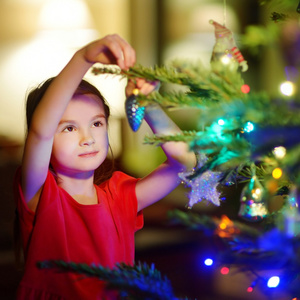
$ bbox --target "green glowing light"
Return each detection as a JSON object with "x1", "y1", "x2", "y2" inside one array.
[
  {"x1": 244, "y1": 121, "x2": 254, "y2": 133},
  {"x1": 218, "y1": 119, "x2": 225, "y2": 126}
]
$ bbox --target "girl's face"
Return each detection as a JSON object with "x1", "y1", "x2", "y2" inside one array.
[{"x1": 50, "y1": 94, "x2": 109, "y2": 179}]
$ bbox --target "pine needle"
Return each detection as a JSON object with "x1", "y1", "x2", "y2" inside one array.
[{"x1": 37, "y1": 260, "x2": 177, "y2": 300}]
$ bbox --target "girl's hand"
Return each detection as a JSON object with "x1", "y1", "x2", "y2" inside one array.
[
  {"x1": 125, "y1": 78, "x2": 160, "y2": 97},
  {"x1": 82, "y1": 34, "x2": 136, "y2": 70}
]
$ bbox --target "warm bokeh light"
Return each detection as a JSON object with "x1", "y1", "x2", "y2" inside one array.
[
  {"x1": 220, "y1": 54, "x2": 232, "y2": 65},
  {"x1": 241, "y1": 84, "x2": 250, "y2": 94},
  {"x1": 220, "y1": 267, "x2": 229, "y2": 275},
  {"x1": 252, "y1": 187, "x2": 262, "y2": 199},
  {"x1": 272, "y1": 168, "x2": 283, "y2": 179},
  {"x1": 279, "y1": 81, "x2": 296, "y2": 96},
  {"x1": 273, "y1": 146, "x2": 286, "y2": 159},
  {"x1": 219, "y1": 222, "x2": 227, "y2": 230},
  {"x1": 39, "y1": 0, "x2": 93, "y2": 30}
]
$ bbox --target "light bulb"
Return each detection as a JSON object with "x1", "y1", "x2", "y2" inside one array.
[
  {"x1": 267, "y1": 276, "x2": 280, "y2": 288},
  {"x1": 204, "y1": 258, "x2": 214, "y2": 266},
  {"x1": 280, "y1": 81, "x2": 296, "y2": 96},
  {"x1": 273, "y1": 146, "x2": 286, "y2": 159}
]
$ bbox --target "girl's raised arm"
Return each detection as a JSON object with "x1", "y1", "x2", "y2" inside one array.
[
  {"x1": 22, "y1": 35, "x2": 135, "y2": 212},
  {"x1": 128, "y1": 80, "x2": 196, "y2": 212}
]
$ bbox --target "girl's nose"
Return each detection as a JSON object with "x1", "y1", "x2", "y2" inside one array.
[{"x1": 80, "y1": 131, "x2": 95, "y2": 146}]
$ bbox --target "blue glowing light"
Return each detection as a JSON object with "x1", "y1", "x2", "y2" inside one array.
[
  {"x1": 204, "y1": 258, "x2": 214, "y2": 266},
  {"x1": 244, "y1": 121, "x2": 254, "y2": 133},
  {"x1": 267, "y1": 276, "x2": 280, "y2": 288},
  {"x1": 217, "y1": 119, "x2": 225, "y2": 126}
]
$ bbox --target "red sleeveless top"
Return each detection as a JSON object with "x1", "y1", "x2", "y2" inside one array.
[{"x1": 14, "y1": 169, "x2": 143, "y2": 300}]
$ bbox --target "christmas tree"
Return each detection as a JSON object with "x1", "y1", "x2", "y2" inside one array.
[{"x1": 40, "y1": 1, "x2": 300, "y2": 298}]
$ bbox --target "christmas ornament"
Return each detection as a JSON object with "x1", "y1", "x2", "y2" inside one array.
[
  {"x1": 125, "y1": 88, "x2": 145, "y2": 132},
  {"x1": 179, "y1": 152, "x2": 223, "y2": 207},
  {"x1": 238, "y1": 175, "x2": 268, "y2": 221},
  {"x1": 209, "y1": 19, "x2": 248, "y2": 72}
]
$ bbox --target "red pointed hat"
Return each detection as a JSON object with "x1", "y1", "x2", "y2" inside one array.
[{"x1": 209, "y1": 19, "x2": 232, "y2": 39}]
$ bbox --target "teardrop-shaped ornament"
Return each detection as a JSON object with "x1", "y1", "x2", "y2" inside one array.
[
  {"x1": 238, "y1": 176, "x2": 268, "y2": 222},
  {"x1": 125, "y1": 89, "x2": 145, "y2": 132}
]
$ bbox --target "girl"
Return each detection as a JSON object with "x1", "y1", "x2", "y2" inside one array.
[{"x1": 14, "y1": 34, "x2": 195, "y2": 299}]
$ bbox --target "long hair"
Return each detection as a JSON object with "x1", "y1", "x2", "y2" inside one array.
[{"x1": 15, "y1": 78, "x2": 115, "y2": 268}]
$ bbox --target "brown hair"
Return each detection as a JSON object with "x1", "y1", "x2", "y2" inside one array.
[
  {"x1": 15, "y1": 78, "x2": 116, "y2": 268},
  {"x1": 26, "y1": 78, "x2": 110, "y2": 133},
  {"x1": 25, "y1": 77, "x2": 115, "y2": 183}
]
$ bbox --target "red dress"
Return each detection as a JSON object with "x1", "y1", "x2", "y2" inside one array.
[{"x1": 14, "y1": 169, "x2": 143, "y2": 300}]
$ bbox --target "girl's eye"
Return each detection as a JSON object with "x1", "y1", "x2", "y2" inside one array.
[
  {"x1": 63, "y1": 126, "x2": 75, "y2": 132},
  {"x1": 93, "y1": 121, "x2": 103, "y2": 127}
]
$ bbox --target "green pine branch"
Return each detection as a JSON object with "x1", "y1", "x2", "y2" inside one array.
[
  {"x1": 92, "y1": 61, "x2": 246, "y2": 103},
  {"x1": 92, "y1": 48, "x2": 300, "y2": 190},
  {"x1": 93, "y1": 63, "x2": 300, "y2": 127},
  {"x1": 168, "y1": 209, "x2": 261, "y2": 238},
  {"x1": 240, "y1": 0, "x2": 299, "y2": 53},
  {"x1": 37, "y1": 260, "x2": 180, "y2": 300},
  {"x1": 168, "y1": 208, "x2": 300, "y2": 294},
  {"x1": 144, "y1": 130, "x2": 252, "y2": 172}
]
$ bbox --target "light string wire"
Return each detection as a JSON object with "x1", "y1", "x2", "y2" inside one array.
[{"x1": 223, "y1": 0, "x2": 227, "y2": 26}]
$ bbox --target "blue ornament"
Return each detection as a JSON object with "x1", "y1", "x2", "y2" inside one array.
[{"x1": 125, "y1": 92, "x2": 145, "y2": 132}]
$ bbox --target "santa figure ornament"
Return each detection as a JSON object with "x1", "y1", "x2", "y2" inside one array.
[{"x1": 209, "y1": 19, "x2": 248, "y2": 72}]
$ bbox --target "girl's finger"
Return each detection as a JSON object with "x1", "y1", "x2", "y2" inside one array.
[
  {"x1": 100, "y1": 35, "x2": 127, "y2": 69},
  {"x1": 103, "y1": 35, "x2": 135, "y2": 70},
  {"x1": 139, "y1": 80, "x2": 160, "y2": 95},
  {"x1": 86, "y1": 35, "x2": 132, "y2": 69},
  {"x1": 125, "y1": 79, "x2": 136, "y2": 97},
  {"x1": 136, "y1": 78, "x2": 147, "y2": 89},
  {"x1": 113, "y1": 35, "x2": 136, "y2": 69}
]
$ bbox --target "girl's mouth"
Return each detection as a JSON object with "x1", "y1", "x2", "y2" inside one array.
[{"x1": 78, "y1": 151, "x2": 99, "y2": 158}]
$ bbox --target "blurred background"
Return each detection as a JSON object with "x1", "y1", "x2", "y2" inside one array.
[{"x1": 0, "y1": 0, "x2": 293, "y2": 299}]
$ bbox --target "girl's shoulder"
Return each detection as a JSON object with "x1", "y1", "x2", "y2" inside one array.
[
  {"x1": 97, "y1": 171, "x2": 139, "y2": 201},
  {"x1": 99, "y1": 171, "x2": 138, "y2": 187}
]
